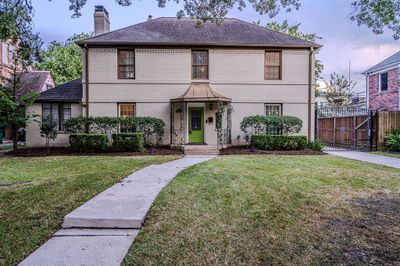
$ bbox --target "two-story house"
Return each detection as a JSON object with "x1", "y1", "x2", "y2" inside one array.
[
  {"x1": 363, "y1": 51, "x2": 400, "y2": 111},
  {"x1": 26, "y1": 6, "x2": 321, "y2": 150}
]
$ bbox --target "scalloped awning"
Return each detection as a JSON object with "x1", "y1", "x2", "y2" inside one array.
[{"x1": 171, "y1": 83, "x2": 231, "y2": 103}]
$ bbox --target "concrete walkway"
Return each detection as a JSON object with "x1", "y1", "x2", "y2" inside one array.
[
  {"x1": 20, "y1": 156, "x2": 214, "y2": 266},
  {"x1": 326, "y1": 150, "x2": 400, "y2": 169}
]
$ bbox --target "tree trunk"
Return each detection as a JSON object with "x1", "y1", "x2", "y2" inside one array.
[
  {"x1": 46, "y1": 139, "x2": 49, "y2": 155},
  {"x1": 12, "y1": 126, "x2": 18, "y2": 151}
]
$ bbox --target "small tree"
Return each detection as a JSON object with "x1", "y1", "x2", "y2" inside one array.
[
  {"x1": 325, "y1": 72, "x2": 356, "y2": 109},
  {"x1": 40, "y1": 115, "x2": 58, "y2": 153}
]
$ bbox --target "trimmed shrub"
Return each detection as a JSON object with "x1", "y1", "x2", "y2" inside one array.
[
  {"x1": 240, "y1": 115, "x2": 303, "y2": 142},
  {"x1": 69, "y1": 133, "x2": 108, "y2": 152},
  {"x1": 307, "y1": 140, "x2": 324, "y2": 151},
  {"x1": 120, "y1": 117, "x2": 165, "y2": 146},
  {"x1": 65, "y1": 116, "x2": 165, "y2": 147},
  {"x1": 386, "y1": 129, "x2": 400, "y2": 151},
  {"x1": 251, "y1": 134, "x2": 308, "y2": 150},
  {"x1": 112, "y1": 133, "x2": 145, "y2": 152}
]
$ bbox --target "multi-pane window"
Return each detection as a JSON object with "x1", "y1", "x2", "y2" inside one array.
[
  {"x1": 192, "y1": 50, "x2": 208, "y2": 80},
  {"x1": 119, "y1": 104, "x2": 135, "y2": 132},
  {"x1": 265, "y1": 51, "x2": 282, "y2": 80},
  {"x1": 42, "y1": 103, "x2": 71, "y2": 131},
  {"x1": 118, "y1": 50, "x2": 135, "y2": 79},
  {"x1": 265, "y1": 104, "x2": 282, "y2": 134},
  {"x1": 380, "y1": 72, "x2": 388, "y2": 91}
]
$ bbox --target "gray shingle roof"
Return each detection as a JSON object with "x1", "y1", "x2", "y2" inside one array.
[
  {"x1": 18, "y1": 71, "x2": 52, "y2": 95},
  {"x1": 77, "y1": 17, "x2": 321, "y2": 48},
  {"x1": 364, "y1": 51, "x2": 400, "y2": 74},
  {"x1": 36, "y1": 78, "x2": 82, "y2": 103}
]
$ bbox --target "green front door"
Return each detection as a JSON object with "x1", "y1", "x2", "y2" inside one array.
[{"x1": 188, "y1": 107, "x2": 204, "y2": 143}]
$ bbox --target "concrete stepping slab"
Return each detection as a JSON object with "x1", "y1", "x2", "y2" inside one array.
[
  {"x1": 62, "y1": 156, "x2": 214, "y2": 229},
  {"x1": 19, "y1": 229, "x2": 138, "y2": 266}
]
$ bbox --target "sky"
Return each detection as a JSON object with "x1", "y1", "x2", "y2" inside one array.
[{"x1": 31, "y1": 0, "x2": 400, "y2": 93}]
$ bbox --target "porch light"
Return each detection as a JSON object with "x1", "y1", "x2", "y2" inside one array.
[
  {"x1": 209, "y1": 103, "x2": 213, "y2": 110},
  {"x1": 176, "y1": 109, "x2": 183, "y2": 113}
]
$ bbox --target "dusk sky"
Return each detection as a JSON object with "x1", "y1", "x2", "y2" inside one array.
[{"x1": 31, "y1": 0, "x2": 399, "y2": 92}]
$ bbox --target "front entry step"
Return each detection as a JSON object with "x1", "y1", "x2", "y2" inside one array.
[{"x1": 184, "y1": 145, "x2": 220, "y2": 155}]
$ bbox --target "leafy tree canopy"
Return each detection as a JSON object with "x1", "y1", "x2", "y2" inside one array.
[
  {"x1": 351, "y1": 0, "x2": 400, "y2": 40},
  {"x1": 0, "y1": 0, "x2": 42, "y2": 63},
  {"x1": 35, "y1": 33, "x2": 92, "y2": 85},
  {"x1": 325, "y1": 72, "x2": 356, "y2": 108},
  {"x1": 266, "y1": 20, "x2": 324, "y2": 80}
]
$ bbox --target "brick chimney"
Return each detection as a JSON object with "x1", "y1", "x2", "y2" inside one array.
[{"x1": 94, "y1": 5, "x2": 110, "y2": 36}]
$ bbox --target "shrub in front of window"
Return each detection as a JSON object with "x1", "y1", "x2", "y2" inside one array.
[
  {"x1": 69, "y1": 133, "x2": 109, "y2": 152},
  {"x1": 112, "y1": 133, "x2": 144, "y2": 152},
  {"x1": 240, "y1": 115, "x2": 303, "y2": 142},
  {"x1": 251, "y1": 135, "x2": 308, "y2": 150},
  {"x1": 121, "y1": 117, "x2": 165, "y2": 147},
  {"x1": 386, "y1": 129, "x2": 400, "y2": 151},
  {"x1": 64, "y1": 116, "x2": 94, "y2": 133}
]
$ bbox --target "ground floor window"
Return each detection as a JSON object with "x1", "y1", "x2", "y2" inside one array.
[
  {"x1": 265, "y1": 103, "x2": 282, "y2": 134},
  {"x1": 119, "y1": 103, "x2": 135, "y2": 132},
  {"x1": 42, "y1": 103, "x2": 71, "y2": 131}
]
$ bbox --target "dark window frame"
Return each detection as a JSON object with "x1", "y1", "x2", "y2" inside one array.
[
  {"x1": 41, "y1": 103, "x2": 72, "y2": 131},
  {"x1": 118, "y1": 49, "x2": 135, "y2": 79},
  {"x1": 264, "y1": 50, "x2": 282, "y2": 80},
  {"x1": 191, "y1": 50, "x2": 209, "y2": 80},
  {"x1": 379, "y1": 72, "x2": 388, "y2": 92}
]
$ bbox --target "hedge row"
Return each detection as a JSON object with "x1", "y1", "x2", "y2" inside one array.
[
  {"x1": 69, "y1": 133, "x2": 145, "y2": 152},
  {"x1": 64, "y1": 116, "x2": 165, "y2": 146},
  {"x1": 250, "y1": 134, "x2": 308, "y2": 150},
  {"x1": 240, "y1": 115, "x2": 303, "y2": 142}
]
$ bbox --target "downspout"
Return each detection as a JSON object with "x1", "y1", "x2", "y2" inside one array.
[
  {"x1": 84, "y1": 44, "x2": 89, "y2": 118},
  {"x1": 366, "y1": 73, "x2": 369, "y2": 109},
  {"x1": 308, "y1": 47, "x2": 314, "y2": 142}
]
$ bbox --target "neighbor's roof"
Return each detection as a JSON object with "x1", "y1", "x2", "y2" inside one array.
[
  {"x1": 36, "y1": 78, "x2": 82, "y2": 103},
  {"x1": 364, "y1": 51, "x2": 400, "y2": 74},
  {"x1": 77, "y1": 17, "x2": 321, "y2": 48},
  {"x1": 171, "y1": 82, "x2": 231, "y2": 102},
  {"x1": 18, "y1": 71, "x2": 53, "y2": 95}
]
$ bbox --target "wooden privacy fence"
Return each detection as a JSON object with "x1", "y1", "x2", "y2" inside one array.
[
  {"x1": 317, "y1": 109, "x2": 400, "y2": 151},
  {"x1": 376, "y1": 111, "x2": 400, "y2": 150}
]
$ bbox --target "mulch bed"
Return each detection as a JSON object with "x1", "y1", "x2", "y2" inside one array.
[
  {"x1": 220, "y1": 146, "x2": 326, "y2": 155},
  {"x1": 5, "y1": 147, "x2": 183, "y2": 157}
]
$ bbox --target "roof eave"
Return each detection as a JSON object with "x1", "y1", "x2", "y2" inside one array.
[{"x1": 77, "y1": 41, "x2": 321, "y2": 49}]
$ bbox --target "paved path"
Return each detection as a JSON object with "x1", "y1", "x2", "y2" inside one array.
[
  {"x1": 20, "y1": 156, "x2": 215, "y2": 266},
  {"x1": 326, "y1": 150, "x2": 400, "y2": 169}
]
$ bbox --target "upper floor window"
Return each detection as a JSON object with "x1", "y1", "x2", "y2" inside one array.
[
  {"x1": 8, "y1": 44, "x2": 14, "y2": 61},
  {"x1": 42, "y1": 103, "x2": 71, "y2": 131},
  {"x1": 118, "y1": 50, "x2": 135, "y2": 79},
  {"x1": 192, "y1": 50, "x2": 208, "y2": 80},
  {"x1": 265, "y1": 51, "x2": 282, "y2": 80},
  {"x1": 2, "y1": 42, "x2": 8, "y2": 65},
  {"x1": 379, "y1": 72, "x2": 388, "y2": 92}
]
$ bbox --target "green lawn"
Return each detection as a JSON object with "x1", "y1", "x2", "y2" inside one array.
[
  {"x1": 124, "y1": 155, "x2": 400, "y2": 265},
  {"x1": 0, "y1": 155, "x2": 178, "y2": 265},
  {"x1": 371, "y1": 151, "x2": 400, "y2": 159}
]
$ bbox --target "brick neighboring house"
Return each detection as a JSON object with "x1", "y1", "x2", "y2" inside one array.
[{"x1": 363, "y1": 51, "x2": 400, "y2": 111}]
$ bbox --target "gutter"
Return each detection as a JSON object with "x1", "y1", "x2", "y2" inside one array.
[
  {"x1": 84, "y1": 44, "x2": 89, "y2": 117},
  {"x1": 308, "y1": 47, "x2": 314, "y2": 142}
]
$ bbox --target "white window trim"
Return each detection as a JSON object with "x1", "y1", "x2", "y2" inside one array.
[{"x1": 265, "y1": 103, "x2": 282, "y2": 116}]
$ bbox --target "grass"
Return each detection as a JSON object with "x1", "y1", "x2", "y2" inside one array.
[
  {"x1": 0, "y1": 155, "x2": 178, "y2": 265},
  {"x1": 123, "y1": 155, "x2": 400, "y2": 265},
  {"x1": 371, "y1": 151, "x2": 400, "y2": 159}
]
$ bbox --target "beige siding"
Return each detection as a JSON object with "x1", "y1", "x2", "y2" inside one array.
[
  {"x1": 27, "y1": 47, "x2": 315, "y2": 147},
  {"x1": 26, "y1": 103, "x2": 82, "y2": 148}
]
